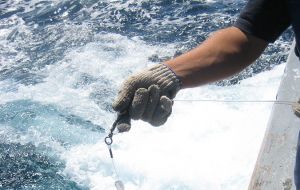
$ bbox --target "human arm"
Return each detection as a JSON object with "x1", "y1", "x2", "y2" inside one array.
[
  {"x1": 164, "y1": 26, "x2": 268, "y2": 88},
  {"x1": 112, "y1": 0, "x2": 291, "y2": 129},
  {"x1": 113, "y1": 27, "x2": 268, "y2": 130}
]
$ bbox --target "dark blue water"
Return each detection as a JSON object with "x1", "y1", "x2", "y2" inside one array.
[
  {"x1": 0, "y1": 0, "x2": 294, "y2": 189},
  {"x1": 0, "y1": 143, "x2": 83, "y2": 190}
]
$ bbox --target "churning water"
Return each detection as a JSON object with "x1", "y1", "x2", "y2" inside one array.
[{"x1": 0, "y1": 0, "x2": 294, "y2": 189}]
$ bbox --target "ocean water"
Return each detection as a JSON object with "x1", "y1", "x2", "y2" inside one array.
[{"x1": 0, "y1": 0, "x2": 294, "y2": 190}]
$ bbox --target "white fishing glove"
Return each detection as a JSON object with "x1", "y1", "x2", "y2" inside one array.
[{"x1": 113, "y1": 63, "x2": 182, "y2": 129}]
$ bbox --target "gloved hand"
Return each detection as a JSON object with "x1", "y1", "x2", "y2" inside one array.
[{"x1": 113, "y1": 63, "x2": 182, "y2": 131}]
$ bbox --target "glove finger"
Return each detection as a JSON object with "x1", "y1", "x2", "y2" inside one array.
[
  {"x1": 141, "y1": 85, "x2": 160, "y2": 122},
  {"x1": 129, "y1": 88, "x2": 149, "y2": 120},
  {"x1": 116, "y1": 111, "x2": 131, "y2": 133},
  {"x1": 150, "y1": 96, "x2": 173, "y2": 126},
  {"x1": 158, "y1": 76, "x2": 180, "y2": 99},
  {"x1": 112, "y1": 76, "x2": 137, "y2": 112}
]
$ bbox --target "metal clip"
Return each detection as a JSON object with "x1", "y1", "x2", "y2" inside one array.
[{"x1": 104, "y1": 111, "x2": 131, "y2": 147}]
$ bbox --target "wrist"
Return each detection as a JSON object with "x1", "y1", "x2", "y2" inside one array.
[
  {"x1": 161, "y1": 62, "x2": 183, "y2": 89},
  {"x1": 163, "y1": 60, "x2": 189, "y2": 88}
]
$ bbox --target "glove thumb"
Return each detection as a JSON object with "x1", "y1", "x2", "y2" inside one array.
[{"x1": 115, "y1": 111, "x2": 131, "y2": 133}]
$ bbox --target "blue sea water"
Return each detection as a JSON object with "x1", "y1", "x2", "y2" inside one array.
[{"x1": 0, "y1": 0, "x2": 294, "y2": 189}]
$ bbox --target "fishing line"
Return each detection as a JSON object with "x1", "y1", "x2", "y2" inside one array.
[
  {"x1": 174, "y1": 99, "x2": 296, "y2": 106},
  {"x1": 174, "y1": 98, "x2": 300, "y2": 117},
  {"x1": 105, "y1": 135, "x2": 125, "y2": 190},
  {"x1": 105, "y1": 113, "x2": 129, "y2": 190}
]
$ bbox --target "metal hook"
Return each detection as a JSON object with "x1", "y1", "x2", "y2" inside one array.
[{"x1": 105, "y1": 136, "x2": 113, "y2": 146}]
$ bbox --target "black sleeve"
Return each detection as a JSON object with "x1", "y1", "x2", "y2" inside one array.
[{"x1": 234, "y1": 0, "x2": 291, "y2": 42}]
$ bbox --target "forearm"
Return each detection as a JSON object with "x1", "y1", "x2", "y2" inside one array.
[{"x1": 164, "y1": 27, "x2": 268, "y2": 88}]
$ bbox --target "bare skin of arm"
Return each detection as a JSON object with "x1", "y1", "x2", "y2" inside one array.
[{"x1": 164, "y1": 27, "x2": 269, "y2": 88}]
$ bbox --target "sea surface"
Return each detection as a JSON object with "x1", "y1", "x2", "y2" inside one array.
[{"x1": 0, "y1": 0, "x2": 294, "y2": 189}]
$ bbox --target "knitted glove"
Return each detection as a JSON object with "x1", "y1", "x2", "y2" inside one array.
[{"x1": 113, "y1": 63, "x2": 181, "y2": 128}]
